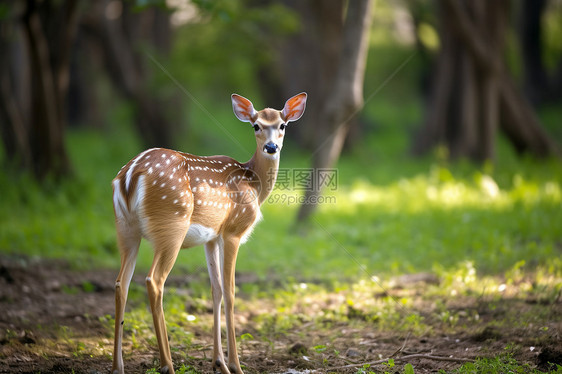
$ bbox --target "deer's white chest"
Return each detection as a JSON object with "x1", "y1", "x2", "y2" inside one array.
[{"x1": 182, "y1": 223, "x2": 218, "y2": 248}]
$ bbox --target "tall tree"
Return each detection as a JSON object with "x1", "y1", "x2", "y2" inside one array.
[
  {"x1": 519, "y1": 0, "x2": 562, "y2": 105},
  {"x1": 80, "y1": 0, "x2": 176, "y2": 149},
  {"x1": 0, "y1": 0, "x2": 79, "y2": 179},
  {"x1": 413, "y1": 0, "x2": 558, "y2": 161},
  {"x1": 273, "y1": 0, "x2": 346, "y2": 150},
  {"x1": 295, "y1": 0, "x2": 373, "y2": 222}
]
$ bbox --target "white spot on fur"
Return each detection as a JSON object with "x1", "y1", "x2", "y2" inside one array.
[
  {"x1": 112, "y1": 179, "x2": 126, "y2": 220},
  {"x1": 125, "y1": 148, "x2": 154, "y2": 191}
]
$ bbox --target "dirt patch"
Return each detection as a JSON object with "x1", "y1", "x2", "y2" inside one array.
[{"x1": 1, "y1": 256, "x2": 560, "y2": 373}]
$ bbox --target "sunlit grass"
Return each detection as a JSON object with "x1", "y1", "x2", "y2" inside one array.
[
  {"x1": 1, "y1": 98, "x2": 561, "y2": 285},
  {"x1": 240, "y1": 161, "x2": 562, "y2": 281}
]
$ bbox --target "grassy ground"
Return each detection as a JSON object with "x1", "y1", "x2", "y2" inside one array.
[
  {"x1": 1, "y1": 98, "x2": 560, "y2": 280},
  {"x1": 0, "y1": 96, "x2": 561, "y2": 373}
]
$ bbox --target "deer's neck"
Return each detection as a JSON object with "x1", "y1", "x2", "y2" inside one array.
[{"x1": 245, "y1": 149, "x2": 280, "y2": 205}]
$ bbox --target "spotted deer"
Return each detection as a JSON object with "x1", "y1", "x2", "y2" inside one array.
[{"x1": 111, "y1": 93, "x2": 307, "y2": 374}]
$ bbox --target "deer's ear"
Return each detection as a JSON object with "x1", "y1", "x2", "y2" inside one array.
[
  {"x1": 282, "y1": 92, "x2": 307, "y2": 123},
  {"x1": 232, "y1": 94, "x2": 257, "y2": 123}
]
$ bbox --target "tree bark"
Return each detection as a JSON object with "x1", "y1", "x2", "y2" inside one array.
[
  {"x1": 275, "y1": 0, "x2": 345, "y2": 149},
  {"x1": 413, "y1": 0, "x2": 558, "y2": 161},
  {"x1": 81, "y1": 1, "x2": 176, "y2": 149},
  {"x1": 296, "y1": 0, "x2": 373, "y2": 223},
  {"x1": 519, "y1": 0, "x2": 548, "y2": 105},
  {"x1": 22, "y1": 0, "x2": 79, "y2": 179},
  {"x1": 0, "y1": 19, "x2": 31, "y2": 168}
]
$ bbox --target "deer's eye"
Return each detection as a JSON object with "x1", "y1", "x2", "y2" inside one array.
[
  {"x1": 253, "y1": 124, "x2": 260, "y2": 132},
  {"x1": 280, "y1": 124, "x2": 286, "y2": 131}
]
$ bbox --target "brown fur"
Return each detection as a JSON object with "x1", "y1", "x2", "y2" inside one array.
[{"x1": 111, "y1": 93, "x2": 306, "y2": 374}]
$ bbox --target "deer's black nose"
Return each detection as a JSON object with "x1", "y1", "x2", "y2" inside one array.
[{"x1": 264, "y1": 142, "x2": 278, "y2": 154}]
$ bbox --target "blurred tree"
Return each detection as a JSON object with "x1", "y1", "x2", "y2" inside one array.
[
  {"x1": 80, "y1": 0, "x2": 176, "y2": 148},
  {"x1": 272, "y1": 0, "x2": 345, "y2": 150},
  {"x1": 295, "y1": 0, "x2": 373, "y2": 223},
  {"x1": 413, "y1": 0, "x2": 558, "y2": 161},
  {"x1": 519, "y1": 0, "x2": 562, "y2": 105},
  {"x1": 0, "y1": 0, "x2": 79, "y2": 179},
  {"x1": 520, "y1": 0, "x2": 549, "y2": 105},
  {"x1": 1, "y1": 0, "x2": 179, "y2": 181}
]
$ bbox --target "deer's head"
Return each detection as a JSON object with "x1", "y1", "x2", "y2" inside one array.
[{"x1": 231, "y1": 93, "x2": 307, "y2": 160}]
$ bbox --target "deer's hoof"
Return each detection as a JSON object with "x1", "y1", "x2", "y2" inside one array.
[
  {"x1": 229, "y1": 364, "x2": 243, "y2": 374},
  {"x1": 213, "y1": 359, "x2": 232, "y2": 374}
]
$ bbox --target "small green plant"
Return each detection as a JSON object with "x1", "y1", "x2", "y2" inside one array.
[
  {"x1": 72, "y1": 341, "x2": 86, "y2": 358},
  {"x1": 383, "y1": 358, "x2": 395, "y2": 374},
  {"x1": 81, "y1": 281, "x2": 96, "y2": 293},
  {"x1": 176, "y1": 364, "x2": 201, "y2": 374},
  {"x1": 403, "y1": 363, "x2": 415, "y2": 374},
  {"x1": 355, "y1": 363, "x2": 376, "y2": 374},
  {"x1": 313, "y1": 344, "x2": 327, "y2": 353}
]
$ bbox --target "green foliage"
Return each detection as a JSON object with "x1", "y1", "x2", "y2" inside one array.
[
  {"x1": 166, "y1": 0, "x2": 298, "y2": 102},
  {"x1": 404, "y1": 363, "x2": 415, "y2": 374},
  {"x1": 313, "y1": 344, "x2": 327, "y2": 353},
  {"x1": 146, "y1": 365, "x2": 201, "y2": 374},
  {"x1": 0, "y1": 125, "x2": 140, "y2": 269},
  {"x1": 450, "y1": 352, "x2": 562, "y2": 374},
  {"x1": 355, "y1": 363, "x2": 376, "y2": 374},
  {"x1": 176, "y1": 364, "x2": 201, "y2": 374},
  {"x1": 1, "y1": 98, "x2": 562, "y2": 283}
]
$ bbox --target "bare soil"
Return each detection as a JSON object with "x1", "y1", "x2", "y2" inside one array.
[{"x1": 1, "y1": 256, "x2": 561, "y2": 373}]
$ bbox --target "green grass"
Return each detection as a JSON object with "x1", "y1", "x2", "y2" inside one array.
[
  {"x1": 1, "y1": 97, "x2": 561, "y2": 285},
  {"x1": 450, "y1": 353, "x2": 562, "y2": 374}
]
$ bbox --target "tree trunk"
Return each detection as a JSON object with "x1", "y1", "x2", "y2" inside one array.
[
  {"x1": 413, "y1": 0, "x2": 558, "y2": 161},
  {"x1": 519, "y1": 0, "x2": 548, "y2": 105},
  {"x1": 296, "y1": 0, "x2": 373, "y2": 223},
  {"x1": 22, "y1": 0, "x2": 78, "y2": 179},
  {"x1": 81, "y1": 1, "x2": 176, "y2": 149},
  {"x1": 0, "y1": 20, "x2": 31, "y2": 169},
  {"x1": 275, "y1": 0, "x2": 345, "y2": 149}
]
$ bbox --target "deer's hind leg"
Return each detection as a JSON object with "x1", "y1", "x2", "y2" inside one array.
[
  {"x1": 112, "y1": 220, "x2": 141, "y2": 374},
  {"x1": 145, "y1": 220, "x2": 189, "y2": 374}
]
